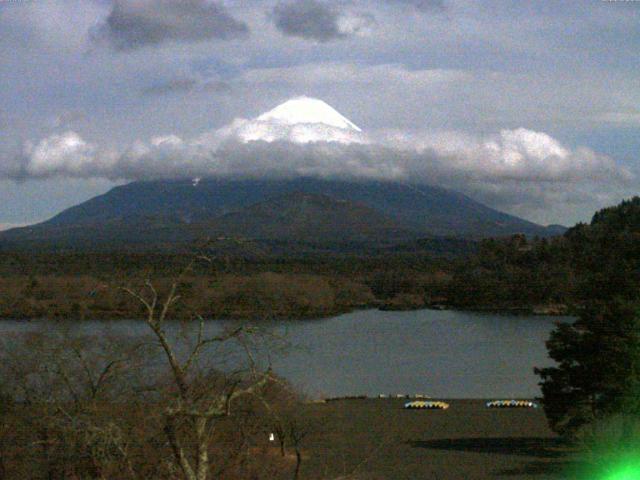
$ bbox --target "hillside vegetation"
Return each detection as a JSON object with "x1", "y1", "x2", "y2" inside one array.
[
  {"x1": 1, "y1": 197, "x2": 638, "y2": 320},
  {"x1": 448, "y1": 197, "x2": 640, "y2": 313}
]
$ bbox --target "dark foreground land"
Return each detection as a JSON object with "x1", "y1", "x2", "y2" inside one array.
[{"x1": 300, "y1": 399, "x2": 570, "y2": 480}]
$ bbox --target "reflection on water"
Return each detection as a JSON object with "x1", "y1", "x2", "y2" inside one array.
[{"x1": 0, "y1": 309, "x2": 570, "y2": 398}]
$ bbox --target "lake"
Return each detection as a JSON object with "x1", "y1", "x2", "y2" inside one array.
[{"x1": 0, "y1": 309, "x2": 568, "y2": 399}]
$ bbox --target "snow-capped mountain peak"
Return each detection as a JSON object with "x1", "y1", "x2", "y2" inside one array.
[
  {"x1": 256, "y1": 97, "x2": 361, "y2": 132},
  {"x1": 232, "y1": 96, "x2": 365, "y2": 145}
]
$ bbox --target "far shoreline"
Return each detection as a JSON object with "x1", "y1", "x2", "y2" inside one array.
[{"x1": 0, "y1": 303, "x2": 573, "y2": 322}]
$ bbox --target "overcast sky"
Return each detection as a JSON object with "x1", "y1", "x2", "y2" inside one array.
[{"x1": 1, "y1": 0, "x2": 639, "y2": 228}]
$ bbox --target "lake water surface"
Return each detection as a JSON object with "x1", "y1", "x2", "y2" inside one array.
[
  {"x1": 0, "y1": 309, "x2": 569, "y2": 399},
  {"x1": 269, "y1": 309, "x2": 567, "y2": 398}
]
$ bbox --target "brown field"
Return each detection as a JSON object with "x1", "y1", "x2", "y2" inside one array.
[
  {"x1": 0, "y1": 271, "x2": 439, "y2": 320},
  {"x1": 298, "y1": 399, "x2": 571, "y2": 480}
]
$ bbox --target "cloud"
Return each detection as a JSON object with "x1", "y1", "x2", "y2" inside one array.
[
  {"x1": 16, "y1": 132, "x2": 111, "y2": 179},
  {"x1": 51, "y1": 111, "x2": 88, "y2": 129},
  {"x1": 221, "y1": 119, "x2": 366, "y2": 145},
  {"x1": 272, "y1": 0, "x2": 374, "y2": 41},
  {"x1": 142, "y1": 78, "x2": 198, "y2": 95},
  {"x1": 241, "y1": 63, "x2": 469, "y2": 86},
  {"x1": 385, "y1": 0, "x2": 446, "y2": 12},
  {"x1": 336, "y1": 11, "x2": 376, "y2": 37},
  {"x1": 8, "y1": 113, "x2": 629, "y2": 191},
  {"x1": 595, "y1": 111, "x2": 640, "y2": 125},
  {"x1": 0, "y1": 222, "x2": 28, "y2": 232},
  {"x1": 93, "y1": 0, "x2": 249, "y2": 50},
  {"x1": 4, "y1": 97, "x2": 630, "y2": 225},
  {"x1": 380, "y1": 128, "x2": 628, "y2": 183},
  {"x1": 142, "y1": 77, "x2": 231, "y2": 96}
]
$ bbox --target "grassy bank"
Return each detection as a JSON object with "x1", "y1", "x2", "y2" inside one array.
[
  {"x1": 0, "y1": 396, "x2": 575, "y2": 479},
  {"x1": 299, "y1": 398, "x2": 571, "y2": 479}
]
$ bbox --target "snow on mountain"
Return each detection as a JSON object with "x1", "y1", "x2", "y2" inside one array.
[
  {"x1": 257, "y1": 97, "x2": 361, "y2": 131},
  {"x1": 231, "y1": 96, "x2": 367, "y2": 145}
]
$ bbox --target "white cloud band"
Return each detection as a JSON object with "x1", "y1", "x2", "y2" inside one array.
[
  {"x1": 5, "y1": 102, "x2": 630, "y2": 226},
  {"x1": 10, "y1": 119, "x2": 628, "y2": 185}
]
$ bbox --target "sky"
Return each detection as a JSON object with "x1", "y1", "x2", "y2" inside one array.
[{"x1": 1, "y1": 0, "x2": 639, "y2": 229}]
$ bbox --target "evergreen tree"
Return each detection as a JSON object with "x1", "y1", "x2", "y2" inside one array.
[
  {"x1": 536, "y1": 299, "x2": 640, "y2": 436},
  {"x1": 536, "y1": 197, "x2": 640, "y2": 437}
]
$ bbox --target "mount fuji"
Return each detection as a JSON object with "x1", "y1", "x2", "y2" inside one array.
[
  {"x1": 232, "y1": 96, "x2": 366, "y2": 144},
  {"x1": 257, "y1": 97, "x2": 362, "y2": 132},
  {"x1": 0, "y1": 98, "x2": 565, "y2": 251}
]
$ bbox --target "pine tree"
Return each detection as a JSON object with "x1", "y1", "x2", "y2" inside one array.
[
  {"x1": 536, "y1": 197, "x2": 640, "y2": 437},
  {"x1": 536, "y1": 299, "x2": 640, "y2": 436}
]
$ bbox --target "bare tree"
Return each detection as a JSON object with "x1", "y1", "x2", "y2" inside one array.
[
  {"x1": 0, "y1": 244, "x2": 295, "y2": 479},
  {"x1": 0, "y1": 327, "x2": 150, "y2": 479},
  {"x1": 122, "y1": 259, "x2": 275, "y2": 480},
  {"x1": 286, "y1": 415, "x2": 309, "y2": 480}
]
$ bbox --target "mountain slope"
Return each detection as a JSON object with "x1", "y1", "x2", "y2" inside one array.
[
  {"x1": 42, "y1": 177, "x2": 552, "y2": 237},
  {"x1": 206, "y1": 191, "x2": 413, "y2": 242},
  {"x1": 0, "y1": 177, "x2": 563, "y2": 249}
]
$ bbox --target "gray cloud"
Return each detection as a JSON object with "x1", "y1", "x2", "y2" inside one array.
[
  {"x1": 142, "y1": 78, "x2": 231, "y2": 96},
  {"x1": 272, "y1": 0, "x2": 373, "y2": 41},
  {"x1": 201, "y1": 79, "x2": 233, "y2": 94},
  {"x1": 51, "y1": 111, "x2": 88, "y2": 129},
  {"x1": 142, "y1": 78, "x2": 198, "y2": 95},
  {"x1": 94, "y1": 0, "x2": 249, "y2": 50},
  {"x1": 386, "y1": 0, "x2": 446, "y2": 12}
]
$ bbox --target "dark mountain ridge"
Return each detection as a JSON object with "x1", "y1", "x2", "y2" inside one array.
[{"x1": 1, "y1": 177, "x2": 564, "y2": 250}]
